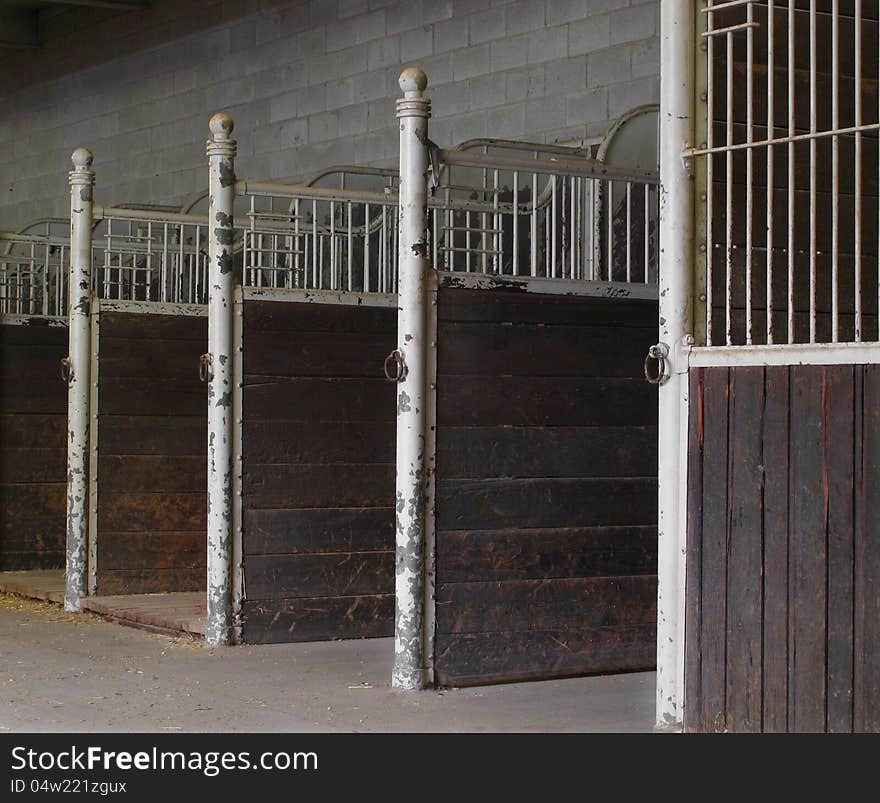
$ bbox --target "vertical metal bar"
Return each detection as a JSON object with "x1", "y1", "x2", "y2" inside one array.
[
  {"x1": 809, "y1": 0, "x2": 817, "y2": 343},
  {"x1": 364, "y1": 202, "x2": 371, "y2": 292},
  {"x1": 626, "y1": 181, "x2": 632, "y2": 283},
  {"x1": 330, "y1": 199, "x2": 336, "y2": 290},
  {"x1": 393, "y1": 68, "x2": 430, "y2": 691},
  {"x1": 766, "y1": 0, "x2": 775, "y2": 343},
  {"x1": 162, "y1": 222, "x2": 169, "y2": 303},
  {"x1": 706, "y1": 5, "x2": 715, "y2": 344},
  {"x1": 644, "y1": 183, "x2": 650, "y2": 283},
  {"x1": 855, "y1": 0, "x2": 863, "y2": 339},
  {"x1": 745, "y1": 1, "x2": 754, "y2": 344},
  {"x1": 512, "y1": 171, "x2": 519, "y2": 275},
  {"x1": 312, "y1": 199, "x2": 318, "y2": 289},
  {"x1": 656, "y1": 0, "x2": 694, "y2": 731},
  {"x1": 606, "y1": 179, "x2": 613, "y2": 280},
  {"x1": 588, "y1": 178, "x2": 595, "y2": 279},
  {"x1": 832, "y1": 0, "x2": 840, "y2": 341},
  {"x1": 531, "y1": 173, "x2": 537, "y2": 276},
  {"x1": 205, "y1": 113, "x2": 236, "y2": 648},
  {"x1": 551, "y1": 174, "x2": 557, "y2": 278},
  {"x1": 570, "y1": 175, "x2": 576, "y2": 279},
  {"x1": 65, "y1": 147, "x2": 94, "y2": 613},
  {"x1": 787, "y1": 0, "x2": 796, "y2": 343},
  {"x1": 725, "y1": 30, "x2": 734, "y2": 345},
  {"x1": 493, "y1": 167, "x2": 500, "y2": 274},
  {"x1": 347, "y1": 201, "x2": 353, "y2": 292}
]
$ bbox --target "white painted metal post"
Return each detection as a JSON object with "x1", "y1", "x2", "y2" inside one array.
[
  {"x1": 392, "y1": 68, "x2": 431, "y2": 690},
  {"x1": 656, "y1": 0, "x2": 695, "y2": 729},
  {"x1": 65, "y1": 147, "x2": 94, "y2": 613},
  {"x1": 205, "y1": 113, "x2": 236, "y2": 647}
]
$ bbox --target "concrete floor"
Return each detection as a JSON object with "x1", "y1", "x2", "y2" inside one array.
[{"x1": 0, "y1": 594, "x2": 655, "y2": 733}]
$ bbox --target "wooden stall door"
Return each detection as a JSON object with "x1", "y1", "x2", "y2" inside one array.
[
  {"x1": 94, "y1": 311, "x2": 207, "y2": 595},
  {"x1": 240, "y1": 299, "x2": 396, "y2": 643},
  {"x1": 0, "y1": 322, "x2": 68, "y2": 570},
  {"x1": 433, "y1": 287, "x2": 659, "y2": 686},
  {"x1": 685, "y1": 365, "x2": 880, "y2": 733}
]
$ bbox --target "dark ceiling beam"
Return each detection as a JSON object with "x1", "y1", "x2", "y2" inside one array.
[
  {"x1": 41, "y1": 0, "x2": 149, "y2": 9},
  {"x1": 0, "y1": 8, "x2": 39, "y2": 50}
]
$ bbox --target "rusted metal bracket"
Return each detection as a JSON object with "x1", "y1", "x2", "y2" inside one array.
[
  {"x1": 383, "y1": 348, "x2": 407, "y2": 382},
  {"x1": 199, "y1": 352, "x2": 213, "y2": 383}
]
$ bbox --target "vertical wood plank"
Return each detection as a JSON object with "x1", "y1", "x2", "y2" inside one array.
[
  {"x1": 789, "y1": 366, "x2": 828, "y2": 732},
  {"x1": 700, "y1": 366, "x2": 730, "y2": 732},
  {"x1": 684, "y1": 369, "x2": 705, "y2": 732},
  {"x1": 825, "y1": 365, "x2": 855, "y2": 733},
  {"x1": 725, "y1": 366, "x2": 765, "y2": 731},
  {"x1": 855, "y1": 365, "x2": 880, "y2": 732},
  {"x1": 761, "y1": 366, "x2": 790, "y2": 732}
]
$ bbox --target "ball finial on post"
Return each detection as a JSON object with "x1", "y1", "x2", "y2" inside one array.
[
  {"x1": 209, "y1": 112, "x2": 234, "y2": 141},
  {"x1": 70, "y1": 147, "x2": 94, "y2": 171},
  {"x1": 398, "y1": 67, "x2": 428, "y2": 97}
]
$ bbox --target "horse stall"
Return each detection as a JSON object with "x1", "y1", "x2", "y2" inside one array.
[
  {"x1": 232, "y1": 178, "x2": 400, "y2": 644},
  {"x1": 398, "y1": 135, "x2": 664, "y2": 687},
  {"x1": 429, "y1": 275, "x2": 659, "y2": 686},
  {"x1": 76, "y1": 209, "x2": 210, "y2": 633},
  {"x1": 0, "y1": 228, "x2": 69, "y2": 598}
]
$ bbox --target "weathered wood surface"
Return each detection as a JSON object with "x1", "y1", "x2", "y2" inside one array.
[
  {"x1": 0, "y1": 323, "x2": 68, "y2": 570},
  {"x1": 685, "y1": 365, "x2": 880, "y2": 733},
  {"x1": 241, "y1": 300, "x2": 396, "y2": 644},
  {"x1": 433, "y1": 288, "x2": 658, "y2": 686},
  {"x1": 95, "y1": 312, "x2": 206, "y2": 595}
]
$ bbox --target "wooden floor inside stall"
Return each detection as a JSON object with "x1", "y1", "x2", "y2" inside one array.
[{"x1": 0, "y1": 570, "x2": 205, "y2": 637}]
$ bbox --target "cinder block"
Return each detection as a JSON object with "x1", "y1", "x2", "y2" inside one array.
[
  {"x1": 297, "y1": 84, "x2": 327, "y2": 116},
  {"x1": 450, "y1": 109, "x2": 488, "y2": 144},
  {"x1": 368, "y1": 36, "x2": 402, "y2": 71},
  {"x1": 469, "y1": 7, "x2": 507, "y2": 45},
  {"x1": 326, "y1": 77, "x2": 357, "y2": 110},
  {"x1": 506, "y1": 0, "x2": 546, "y2": 37},
  {"x1": 487, "y1": 102, "x2": 527, "y2": 140},
  {"x1": 308, "y1": 111, "x2": 339, "y2": 142},
  {"x1": 524, "y1": 95, "x2": 566, "y2": 135},
  {"x1": 630, "y1": 36, "x2": 659, "y2": 78},
  {"x1": 608, "y1": 76, "x2": 660, "y2": 118},
  {"x1": 548, "y1": 0, "x2": 627, "y2": 26},
  {"x1": 339, "y1": 104, "x2": 369, "y2": 138},
  {"x1": 506, "y1": 64, "x2": 545, "y2": 102},
  {"x1": 609, "y1": 5, "x2": 658, "y2": 46},
  {"x1": 387, "y1": 2, "x2": 427, "y2": 35},
  {"x1": 566, "y1": 87, "x2": 608, "y2": 126},
  {"x1": 490, "y1": 35, "x2": 529, "y2": 72},
  {"x1": 527, "y1": 25, "x2": 568, "y2": 65},
  {"x1": 434, "y1": 16, "x2": 469, "y2": 55},
  {"x1": 588, "y1": 46, "x2": 632, "y2": 89},
  {"x1": 400, "y1": 26, "x2": 434, "y2": 62},
  {"x1": 545, "y1": 56, "x2": 587, "y2": 95},
  {"x1": 452, "y1": 42, "x2": 492, "y2": 80},
  {"x1": 355, "y1": 10, "x2": 388, "y2": 44},
  {"x1": 355, "y1": 70, "x2": 391, "y2": 104},
  {"x1": 326, "y1": 18, "x2": 358, "y2": 53},
  {"x1": 254, "y1": 118, "x2": 308, "y2": 155},
  {"x1": 430, "y1": 81, "x2": 469, "y2": 118},
  {"x1": 569, "y1": 14, "x2": 611, "y2": 56}
]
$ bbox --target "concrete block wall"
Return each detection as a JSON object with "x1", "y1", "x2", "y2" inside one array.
[{"x1": 0, "y1": 0, "x2": 659, "y2": 231}]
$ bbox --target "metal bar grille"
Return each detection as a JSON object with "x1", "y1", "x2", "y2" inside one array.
[{"x1": 693, "y1": 0, "x2": 880, "y2": 347}]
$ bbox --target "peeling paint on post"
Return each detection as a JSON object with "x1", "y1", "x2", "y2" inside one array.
[
  {"x1": 656, "y1": 0, "x2": 695, "y2": 730},
  {"x1": 65, "y1": 147, "x2": 94, "y2": 613},
  {"x1": 205, "y1": 113, "x2": 236, "y2": 647},
  {"x1": 393, "y1": 68, "x2": 431, "y2": 690}
]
